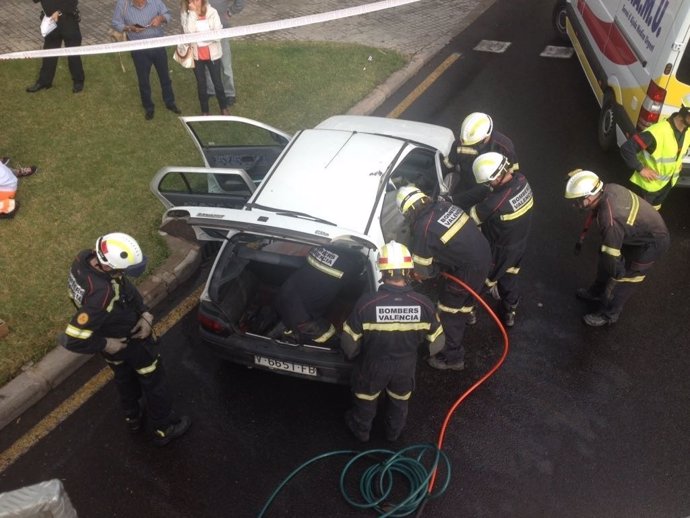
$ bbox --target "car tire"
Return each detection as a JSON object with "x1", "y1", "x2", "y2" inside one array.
[
  {"x1": 552, "y1": 0, "x2": 569, "y2": 43},
  {"x1": 598, "y1": 93, "x2": 617, "y2": 151}
]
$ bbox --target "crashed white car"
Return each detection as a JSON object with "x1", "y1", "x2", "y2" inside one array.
[{"x1": 151, "y1": 115, "x2": 455, "y2": 384}]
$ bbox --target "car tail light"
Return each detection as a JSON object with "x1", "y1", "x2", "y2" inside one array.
[
  {"x1": 637, "y1": 80, "x2": 667, "y2": 130},
  {"x1": 198, "y1": 312, "x2": 231, "y2": 336}
]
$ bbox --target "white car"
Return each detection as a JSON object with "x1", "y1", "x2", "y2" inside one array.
[{"x1": 151, "y1": 115, "x2": 455, "y2": 384}]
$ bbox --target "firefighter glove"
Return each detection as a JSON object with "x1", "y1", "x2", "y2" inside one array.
[
  {"x1": 104, "y1": 337, "x2": 127, "y2": 354},
  {"x1": 131, "y1": 311, "x2": 154, "y2": 340}
]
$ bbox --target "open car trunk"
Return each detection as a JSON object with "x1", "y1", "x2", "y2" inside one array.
[{"x1": 198, "y1": 233, "x2": 374, "y2": 384}]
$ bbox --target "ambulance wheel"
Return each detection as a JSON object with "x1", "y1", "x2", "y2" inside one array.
[
  {"x1": 598, "y1": 93, "x2": 617, "y2": 151},
  {"x1": 552, "y1": 0, "x2": 569, "y2": 43}
]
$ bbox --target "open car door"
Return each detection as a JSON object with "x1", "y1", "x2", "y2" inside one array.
[
  {"x1": 150, "y1": 167, "x2": 257, "y2": 210},
  {"x1": 180, "y1": 116, "x2": 291, "y2": 186}
]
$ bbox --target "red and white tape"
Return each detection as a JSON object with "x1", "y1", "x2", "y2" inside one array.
[{"x1": 0, "y1": 0, "x2": 420, "y2": 61}]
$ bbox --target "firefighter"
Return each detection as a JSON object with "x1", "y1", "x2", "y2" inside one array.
[
  {"x1": 341, "y1": 241, "x2": 444, "y2": 442},
  {"x1": 273, "y1": 244, "x2": 364, "y2": 345},
  {"x1": 620, "y1": 93, "x2": 690, "y2": 210},
  {"x1": 469, "y1": 152, "x2": 534, "y2": 327},
  {"x1": 396, "y1": 186, "x2": 491, "y2": 370},
  {"x1": 61, "y1": 232, "x2": 191, "y2": 446},
  {"x1": 443, "y1": 112, "x2": 520, "y2": 211},
  {"x1": 564, "y1": 170, "x2": 670, "y2": 326}
]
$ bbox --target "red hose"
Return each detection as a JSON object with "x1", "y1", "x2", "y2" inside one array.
[{"x1": 427, "y1": 271, "x2": 510, "y2": 493}]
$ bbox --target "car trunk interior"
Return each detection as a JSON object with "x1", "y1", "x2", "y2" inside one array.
[{"x1": 207, "y1": 236, "x2": 372, "y2": 340}]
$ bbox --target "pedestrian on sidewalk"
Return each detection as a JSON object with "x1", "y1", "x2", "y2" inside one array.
[
  {"x1": 60, "y1": 232, "x2": 191, "y2": 446},
  {"x1": 180, "y1": 0, "x2": 230, "y2": 115},
  {"x1": 26, "y1": 0, "x2": 85, "y2": 94},
  {"x1": 112, "y1": 0, "x2": 182, "y2": 120},
  {"x1": 206, "y1": 0, "x2": 244, "y2": 106}
]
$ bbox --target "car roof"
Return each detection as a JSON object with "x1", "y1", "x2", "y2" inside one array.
[
  {"x1": 315, "y1": 115, "x2": 455, "y2": 155},
  {"x1": 249, "y1": 128, "x2": 408, "y2": 235}
]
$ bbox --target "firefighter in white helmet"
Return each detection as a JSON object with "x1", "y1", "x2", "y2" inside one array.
[
  {"x1": 341, "y1": 241, "x2": 444, "y2": 442},
  {"x1": 565, "y1": 170, "x2": 670, "y2": 326},
  {"x1": 395, "y1": 185, "x2": 491, "y2": 371},
  {"x1": 443, "y1": 112, "x2": 520, "y2": 211},
  {"x1": 620, "y1": 93, "x2": 690, "y2": 210},
  {"x1": 469, "y1": 152, "x2": 534, "y2": 327},
  {"x1": 61, "y1": 232, "x2": 191, "y2": 446}
]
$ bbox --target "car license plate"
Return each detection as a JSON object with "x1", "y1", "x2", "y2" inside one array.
[{"x1": 254, "y1": 355, "x2": 318, "y2": 376}]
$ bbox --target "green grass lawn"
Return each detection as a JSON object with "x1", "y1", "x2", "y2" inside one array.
[{"x1": 0, "y1": 41, "x2": 405, "y2": 385}]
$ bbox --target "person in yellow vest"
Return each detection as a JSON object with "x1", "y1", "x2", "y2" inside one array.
[{"x1": 620, "y1": 93, "x2": 690, "y2": 210}]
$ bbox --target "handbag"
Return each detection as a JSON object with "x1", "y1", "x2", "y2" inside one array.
[{"x1": 173, "y1": 44, "x2": 195, "y2": 69}]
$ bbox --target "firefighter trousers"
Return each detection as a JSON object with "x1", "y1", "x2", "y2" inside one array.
[
  {"x1": 437, "y1": 262, "x2": 489, "y2": 364},
  {"x1": 349, "y1": 359, "x2": 416, "y2": 440},
  {"x1": 103, "y1": 338, "x2": 175, "y2": 430}
]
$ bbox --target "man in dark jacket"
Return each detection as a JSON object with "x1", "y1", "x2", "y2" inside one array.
[
  {"x1": 444, "y1": 112, "x2": 519, "y2": 211},
  {"x1": 396, "y1": 186, "x2": 491, "y2": 370},
  {"x1": 273, "y1": 245, "x2": 364, "y2": 345},
  {"x1": 469, "y1": 152, "x2": 534, "y2": 327},
  {"x1": 341, "y1": 241, "x2": 444, "y2": 442},
  {"x1": 27, "y1": 0, "x2": 85, "y2": 93},
  {"x1": 62, "y1": 232, "x2": 190, "y2": 446},
  {"x1": 564, "y1": 170, "x2": 670, "y2": 326}
]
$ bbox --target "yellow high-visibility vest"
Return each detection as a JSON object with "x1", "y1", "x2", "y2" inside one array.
[{"x1": 630, "y1": 118, "x2": 690, "y2": 193}]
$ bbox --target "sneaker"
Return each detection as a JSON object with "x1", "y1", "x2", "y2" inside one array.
[
  {"x1": 466, "y1": 308, "x2": 477, "y2": 326},
  {"x1": 576, "y1": 288, "x2": 601, "y2": 302},
  {"x1": 153, "y1": 415, "x2": 191, "y2": 446},
  {"x1": 13, "y1": 166, "x2": 37, "y2": 178},
  {"x1": 582, "y1": 312, "x2": 618, "y2": 327},
  {"x1": 125, "y1": 409, "x2": 144, "y2": 433},
  {"x1": 345, "y1": 411, "x2": 370, "y2": 443},
  {"x1": 427, "y1": 356, "x2": 465, "y2": 371}
]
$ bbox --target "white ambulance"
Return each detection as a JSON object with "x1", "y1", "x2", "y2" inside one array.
[{"x1": 553, "y1": 0, "x2": 690, "y2": 186}]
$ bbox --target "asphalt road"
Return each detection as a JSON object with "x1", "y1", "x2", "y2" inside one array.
[{"x1": 1, "y1": 0, "x2": 690, "y2": 517}]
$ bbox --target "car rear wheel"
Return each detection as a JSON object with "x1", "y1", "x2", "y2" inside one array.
[
  {"x1": 598, "y1": 93, "x2": 617, "y2": 151},
  {"x1": 552, "y1": 0, "x2": 569, "y2": 43}
]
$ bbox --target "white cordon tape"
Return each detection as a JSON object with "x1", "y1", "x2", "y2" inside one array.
[{"x1": 0, "y1": 0, "x2": 420, "y2": 61}]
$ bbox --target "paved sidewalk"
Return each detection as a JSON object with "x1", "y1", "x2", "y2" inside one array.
[{"x1": 0, "y1": 0, "x2": 493, "y2": 431}]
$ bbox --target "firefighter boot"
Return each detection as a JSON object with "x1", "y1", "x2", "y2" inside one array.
[
  {"x1": 125, "y1": 407, "x2": 144, "y2": 433},
  {"x1": 153, "y1": 415, "x2": 192, "y2": 447},
  {"x1": 501, "y1": 302, "x2": 518, "y2": 328}
]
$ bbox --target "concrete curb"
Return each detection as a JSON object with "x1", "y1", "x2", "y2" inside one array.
[{"x1": 0, "y1": 234, "x2": 200, "y2": 431}]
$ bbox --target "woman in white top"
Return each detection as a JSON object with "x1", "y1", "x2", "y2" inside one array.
[{"x1": 180, "y1": 0, "x2": 229, "y2": 115}]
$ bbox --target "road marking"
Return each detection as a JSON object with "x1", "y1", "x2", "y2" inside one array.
[
  {"x1": 540, "y1": 45, "x2": 574, "y2": 58},
  {"x1": 473, "y1": 40, "x2": 511, "y2": 53},
  {"x1": 0, "y1": 284, "x2": 204, "y2": 474},
  {"x1": 386, "y1": 52, "x2": 461, "y2": 119}
]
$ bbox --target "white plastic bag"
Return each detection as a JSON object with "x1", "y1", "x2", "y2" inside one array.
[{"x1": 40, "y1": 16, "x2": 57, "y2": 37}]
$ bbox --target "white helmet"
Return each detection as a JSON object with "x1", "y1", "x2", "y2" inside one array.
[
  {"x1": 95, "y1": 232, "x2": 148, "y2": 276},
  {"x1": 377, "y1": 241, "x2": 414, "y2": 271},
  {"x1": 396, "y1": 186, "x2": 428, "y2": 215},
  {"x1": 564, "y1": 170, "x2": 603, "y2": 199},
  {"x1": 472, "y1": 152, "x2": 508, "y2": 184},
  {"x1": 460, "y1": 112, "x2": 493, "y2": 146}
]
